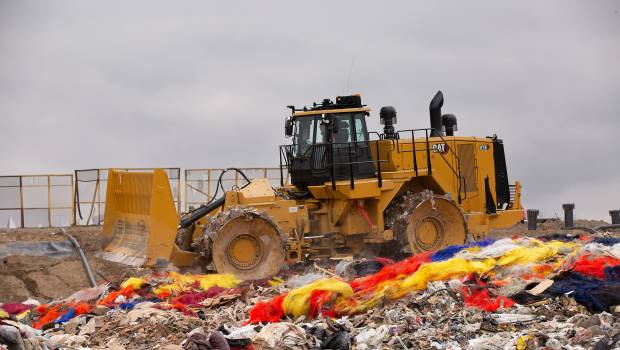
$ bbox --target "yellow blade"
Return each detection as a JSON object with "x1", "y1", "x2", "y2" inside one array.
[{"x1": 102, "y1": 169, "x2": 179, "y2": 266}]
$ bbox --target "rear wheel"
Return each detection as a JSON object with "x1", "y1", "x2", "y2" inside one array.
[
  {"x1": 203, "y1": 208, "x2": 285, "y2": 280},
  {"x1": 386, "y1": 191, "x2": 466, "y2": 254}
]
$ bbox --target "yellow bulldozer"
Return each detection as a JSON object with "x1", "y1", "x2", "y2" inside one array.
[{"x1": 102, "y1": 91, "x2": 524, "y2": 280}]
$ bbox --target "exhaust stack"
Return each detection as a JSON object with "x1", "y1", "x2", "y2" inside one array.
[{"x1": 429, "y1": 91, "x2": 444, "y2": 137}]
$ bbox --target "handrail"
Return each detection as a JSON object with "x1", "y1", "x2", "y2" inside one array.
[
  {"x1": 435, "y1": 133, "x2": 465, "y2": 203},
  {"x1": 280, "y1": 139, "x2": 388, "y2": 190},
  {"x1": 280, "y1": 128, "x2": 464, "y2": 200}
]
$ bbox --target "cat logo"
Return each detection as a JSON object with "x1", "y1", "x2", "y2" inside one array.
[
  {"x1": 432, "y1": 143, "x2": 449, "y2": 154},
  {"x1": 479, "y1": 144, "x2": 489, "y2": 151}
]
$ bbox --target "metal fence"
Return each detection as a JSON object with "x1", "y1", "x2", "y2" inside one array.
[
  {"x1": 74, "y1": 168, "x2": 181, "y2": 226},
  {"x1": 184, "y1": 168, "x2": 288, "y2": 211},
  {"x1": 0, "y1": 167, "x2": 285, "y2": 228},
  {"x1": 0, "y1": 174, "x2": 74, "y2": 228}
]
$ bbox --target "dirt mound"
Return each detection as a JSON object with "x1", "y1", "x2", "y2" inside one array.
[{"x1": 0, "y1": 227, "x2": 143, "y2": 303}]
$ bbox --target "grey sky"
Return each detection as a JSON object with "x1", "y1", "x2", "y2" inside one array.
[{"x1": 1, "y1": 1, "x2": 619, "y2": 220}]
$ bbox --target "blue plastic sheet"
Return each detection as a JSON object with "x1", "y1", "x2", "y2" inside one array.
[
  {"x1": 55, "y1": 308, "x2": 75, "y2": 323},
  {"x1": 430, "y1": 239, "x2": 495, "y2": 262},
  {"x1": 592, "y1": 237, "x2": 620, "y2": 246},
  {"x1": 119, "y1": 301, "x2": 142, "y2": 310},
  {"x1": 605, "y1": 266, "x2": 620, "y2": 281},
  {"x1": 548, "y1": 273, "x2": 620, "y2": 313}
]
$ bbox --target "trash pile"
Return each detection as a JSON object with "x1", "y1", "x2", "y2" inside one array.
[{"x1": 1, "y1": 234, "x2": 620, "y2": 349}]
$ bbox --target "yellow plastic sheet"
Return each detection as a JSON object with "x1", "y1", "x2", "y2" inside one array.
[
  {"x1": 121, "y1": 277, "x2": 147, "y2": 290},
  {"x1": 151, "y1": 272, "x2": 240, "y2": 295},
  {"x1": 496, "y1": 240, "x2": 575, "y2": 266},
  {"x1": 197, "y1": 274, "x2": 239, "y2": 290},
  {"x1": 282, "y1": 278, "x2": 353, "y2": 318},
  {"x1": 399, "y1": 258, "x2": 496, "y2": 291}
]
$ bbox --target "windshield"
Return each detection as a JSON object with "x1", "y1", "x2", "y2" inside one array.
[
  {"x1": 292, "y1": 117, "x2": 315, "y2": 156},
  {"x1": 291, "y1": 112, "x2": 368, "y2": 156}
]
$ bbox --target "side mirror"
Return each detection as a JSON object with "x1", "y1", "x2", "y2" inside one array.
[{"x1": 284, "y1": 117, "x2": 294, "y2": 137}]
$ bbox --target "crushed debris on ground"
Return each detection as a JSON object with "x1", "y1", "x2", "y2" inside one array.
[{"x1": 1, "y1": 229, "x2": 620, "y2": 349}]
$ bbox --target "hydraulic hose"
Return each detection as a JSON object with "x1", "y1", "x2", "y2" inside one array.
[
  {"x1": 178, "y1": 168, "x2": 252, "y2": 229},
  {"x1": 60, "y1": 228, "x2": 97, "y2": 288}
]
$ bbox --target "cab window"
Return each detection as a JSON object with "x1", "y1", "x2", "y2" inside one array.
[
  {"x1": 293, "y1": 117, "x2": 314, "y2": 156},
  {"x1": 332, "y1": 113, "x2": 367, "y2": 143}
]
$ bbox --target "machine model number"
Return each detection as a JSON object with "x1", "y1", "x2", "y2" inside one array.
[{"x1": 479, "y1": 144, "x2": 489, "y2": 151}]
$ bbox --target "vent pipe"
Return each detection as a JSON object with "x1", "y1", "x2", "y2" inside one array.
[{"x1": 429, "y1": 91, "x2": 444, "y2": 137}]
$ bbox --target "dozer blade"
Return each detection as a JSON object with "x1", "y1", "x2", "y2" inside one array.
[{"x1": 101, "y1": 169, "x2": 179, "y2": 266}]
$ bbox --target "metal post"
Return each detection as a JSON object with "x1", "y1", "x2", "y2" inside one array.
[
  {"x1": 19, "y1": 176, "x2": 24, "y2": 228},
  {"x1": 610, "y1": 210, "x2": 620, "y2": 225},
  {"x1": 70, "y1": 175, "x2": 76, "y2": 226},
  {"x1": 177, "y1": 171, "x2": 181, "y2": 214},
  {"x1": 411, "y1": 130, "x2": 418, "y2": 176},
  {"x1": 73, "y1": 170, "x2": 78, "y2": 226},
  {"x1": 330, "y1": 144, "x2": 336, "y2": 190},
  {"x1": 279, "y1": 148, "x2": 285, "y2": 187},
  {"x1": 96, "y1": 170, "x2": 102, "y2": 225},
  {"x1": 47, "y1": 175, "x2": 52, "y2": 227},
  {"x1": 375, "y1": 141, "x2": 382, "y2": 188},
  {"x1": 562, "y1": 203, "x2": 575, "y2": 228},
  {"x1": 425, "y1": 129, "x2": 432, "y2": 175},
  {"x1": 184, "y1": 169, "x2": 188, "y2": 212},
  {"x1": 348, "y1": 142, "x2": 354, "y2": 189},
  {"x1": 526, "y1": 209, "x2": 539, "y2": 230},
  {"x1": 207, "y1": 170, "x2": 212, "y2": 202}
]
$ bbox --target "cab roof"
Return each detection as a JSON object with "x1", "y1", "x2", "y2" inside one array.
[
  {"x1": 289, "y1": 94, "x2": 370, "y2": 117},
  {"x1": 293, "y1": 107, "x2": 371, "y2": 117}
]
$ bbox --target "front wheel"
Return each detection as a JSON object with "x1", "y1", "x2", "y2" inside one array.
[
  {"x1": 386, "y1": 191, "x2": 467, "y2": 254},
  {"x1": 203, "y1": 208, "x2": 285, "y2": 280}
]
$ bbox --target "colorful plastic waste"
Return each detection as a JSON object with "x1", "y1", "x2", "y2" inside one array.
[
  {"x1": 21, "y1": 235, "x2": 620, "y2": 334},
  {"x1": 282, "y1": 278, "x2": 353, "y2": 318},
  {"x1": 247, "y1": 237, "x2": 619, "y2": 322}
]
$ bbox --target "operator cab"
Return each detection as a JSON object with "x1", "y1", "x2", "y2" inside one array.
[{"x1": 283, "y1": 95, "x2": 375, "y2": 188}]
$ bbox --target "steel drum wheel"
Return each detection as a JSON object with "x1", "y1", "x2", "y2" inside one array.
[
  {"x1": 209, "y1": 212, "x2": 284, "y2": 281},
  {"x1": 406, "y1": 197, "x2": 466, "y2": 253}
]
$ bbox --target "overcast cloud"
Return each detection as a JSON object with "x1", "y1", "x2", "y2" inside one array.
[{"x1": 1, "y1": 1, "x2": 619, "y2": 220}]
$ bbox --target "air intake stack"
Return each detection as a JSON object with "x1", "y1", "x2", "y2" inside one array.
[
  {"x1": 429, "y1": 90, "x2": 458, "y2": 137},
  {"x1": 429, "y1": 91, "x2": 444, "y2": 137},
  {"x1": 380, "y1": 106, "x2": 398, "y2": 139}
]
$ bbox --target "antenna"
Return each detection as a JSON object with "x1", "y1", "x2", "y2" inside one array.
[{"x1": 345, "y1": 55, "x2": 356, "y2": 95}]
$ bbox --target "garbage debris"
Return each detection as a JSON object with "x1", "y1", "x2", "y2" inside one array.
[{"x1": 1, "y1": 232, "x2": 620, "y2": 349}]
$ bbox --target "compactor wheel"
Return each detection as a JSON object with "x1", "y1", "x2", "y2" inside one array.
[
  {"x1": 205, "y1": 209, "x2": 285, "y2": 281},
  {"x1": 386, "y1": 191, "x2": 467, "y2": 254}
]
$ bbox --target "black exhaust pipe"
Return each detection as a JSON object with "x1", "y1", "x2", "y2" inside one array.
[{"x1": 429, "y1": 91, "x2": 444, "y2": 137}]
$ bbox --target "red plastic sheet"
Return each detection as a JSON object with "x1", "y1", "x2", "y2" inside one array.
[
  {"x1": 171, "y1": 286, "x2": 226, "y2": 307},
  {"x1": 462, "y1": 286, "x2": 514, "y2": 311},
  {"x1": 308, "y1": 290, "x2": 338, "y2": 318},
  {"x1": 247, "y1": 294, "x2": 287, "y2": 324},
  {"x1": 572, "y1": 255, "x2": 620, "y2": 279},
  {"x1": 349, "y1": 251, "x2": 432, "y2": 293},
  {"x1": 33, "y1": 304, "x2": 62, "y2": 329},
  {"x1": 1, "y1": 303, "x2": 32, "y2": 315}
]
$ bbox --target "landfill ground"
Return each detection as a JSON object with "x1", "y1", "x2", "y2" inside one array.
[
  {"x1": 0, "y1": 227, "x2": 145, "y2": 303},
  {"x1": 1, "y1": 221, "x2": 619, "y2": 350}
]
